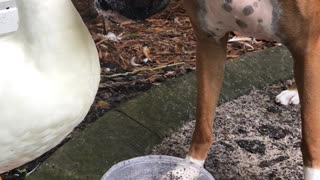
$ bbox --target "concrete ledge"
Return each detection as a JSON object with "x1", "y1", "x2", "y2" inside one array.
[{"x1": 29, "y1": 46, "x2": 293, "y2": 180}]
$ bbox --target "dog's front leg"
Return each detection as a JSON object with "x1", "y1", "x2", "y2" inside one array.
[
  {"x1": 288, "y1": 34, "x2": 320, "y2": 179},
  {"x1": 187, "y1": 33, "x2": 229, "y2": 165}
]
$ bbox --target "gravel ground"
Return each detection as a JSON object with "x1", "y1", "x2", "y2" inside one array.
[{"x1": 152, "y1": 81, "x2": 303, "y2": 180}]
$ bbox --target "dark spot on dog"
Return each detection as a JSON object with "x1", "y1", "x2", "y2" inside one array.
[
  {"x1": 222, "y1": 3, "x2": 233, "y2": 12},
  {"x1": 207, "y1": 31, "x2": 217, "y2": 38},
  {"x1": 225, "y1": 0, "x2": 232, "y2": 3},
  {"x1": 217, "y1": 21, "x2": 223, "y2": 24},
  {"x1": 243, "y1": 5, "x2": 254, "y2": 16},
  {"x1": 253, "y1": 1, "x2": 259, "y2": 8},
  {"x1": 216, "y1": 28, "x2": 220, "y2": 31},
  {"x1": 236, "y1": 19, "x2": 248, "y2": 28},
  {"x1": 257, "y1": 24, "x2": 264, "y2": 33},
  {"x1": 258, "y1": 18, "x2": 263, "y2": 23}
]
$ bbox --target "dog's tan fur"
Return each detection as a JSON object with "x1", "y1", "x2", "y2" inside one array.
[{"x1": 183, "y1": 0, "x2": 320, "y2": 170}]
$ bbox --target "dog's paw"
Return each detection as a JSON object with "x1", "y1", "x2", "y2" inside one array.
[
  {"x1": 275, "y1": 90, "x2": 300, "y2": 106},
  {"x1": 304, "y1": 167, "x2": 320, "y2": 180},
  {"x1": 158, "y1": 156, "x2": 205, "y2": 180},
  {"x1": 185, "y1": 155, "x2": 205, "y2": 167}
]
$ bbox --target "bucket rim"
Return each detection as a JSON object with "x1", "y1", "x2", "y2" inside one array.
[{"x1": 101, "y1": 155, "x2": 214, "y2": 180}]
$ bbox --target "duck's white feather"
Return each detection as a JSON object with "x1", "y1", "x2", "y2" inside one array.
[{"x1": 0, "y1": 0, "x2": 100, "y2": 173}]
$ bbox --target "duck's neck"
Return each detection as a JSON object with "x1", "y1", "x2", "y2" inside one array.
[{"x1": 14, "y1": 0, "x2": 95, "y2": 75}]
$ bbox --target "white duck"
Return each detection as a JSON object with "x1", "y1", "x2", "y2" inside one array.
[{"x1": 0, "y1": 0, "x2": 100, "y2": 173}]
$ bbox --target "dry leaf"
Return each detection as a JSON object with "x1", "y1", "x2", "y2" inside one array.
[
  {"x1": 102, "y1": 52, "x2": 110, "y2": 60},
  {"x1": 143, "y1": 47, "x2": 152, "y2": 60},
  {"x1": 121, "y1": 20, "x2": 135, "y2": 26},
  {"x1": 153, "y1": 27, "x2": 166, "y2": 33},
  {"x1": 97, "y1": 101, "x2": 110, "y2": 109},
  {"x1": 227, "y1": 54, "x2": 240, "y2": 58}
]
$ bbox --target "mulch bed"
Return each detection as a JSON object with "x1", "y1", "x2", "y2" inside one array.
[
  {"x1": 1, "y1": 0, "x2": 278, "y2": 179},
  {"x1": 77, "y1": 0, "x2": 278, "y2": 122}
]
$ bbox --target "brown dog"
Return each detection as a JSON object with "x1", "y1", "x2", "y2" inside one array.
[{"x1": 97, "y1": 0, "x2": 320, "y2": 179}]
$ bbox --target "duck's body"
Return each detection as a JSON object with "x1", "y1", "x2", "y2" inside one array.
[{"x1": 0, "y1": 0, "x2": 100, "y2": 173}]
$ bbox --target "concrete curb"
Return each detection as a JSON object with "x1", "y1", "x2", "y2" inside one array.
[{"x1": 29, "y1": 46, "x2": 293, "y2": 180}]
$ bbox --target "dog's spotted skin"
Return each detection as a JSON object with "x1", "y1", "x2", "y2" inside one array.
[{"x1": 198, "y1": 0, "x2": 281, "y2": 42}]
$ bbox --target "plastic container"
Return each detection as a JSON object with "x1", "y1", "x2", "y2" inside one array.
[{"x1": 101, "y1": 155, "x2": 214, "y2": 180}]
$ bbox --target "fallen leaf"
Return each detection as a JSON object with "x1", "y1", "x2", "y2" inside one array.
[
  {"x1": 97, "y1": 101, "x2": 110, "y2": 109},
  {"x1": 143, "y1": 47, "x2": 152, "y2": 60}
]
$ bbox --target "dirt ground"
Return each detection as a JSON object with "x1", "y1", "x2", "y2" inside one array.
[{"x1": 1, "y1": 0, "x2": 279, "y2": 179}]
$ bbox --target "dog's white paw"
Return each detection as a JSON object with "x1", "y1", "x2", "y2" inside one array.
[
  {"x1": 275, "y1": 90, "x2": 300, "y2": 106},
  {"x1": 185, "y1": 155, "x2": 205, "y2": 166},
  {"x1": 158, "y1": 156, "x2": 205, "y2": 180},
  {"x1": 304, "y1": 167, "x2": 320, "y2": 180}
]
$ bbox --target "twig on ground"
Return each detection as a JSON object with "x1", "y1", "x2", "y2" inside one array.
[{"x1": 103, "y1": 62, "x2": 186, "y2": 78}]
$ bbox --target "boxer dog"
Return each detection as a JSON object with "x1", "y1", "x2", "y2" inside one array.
[{"x1": 96, "y1": 0, "x2": 320, "y2": 179}]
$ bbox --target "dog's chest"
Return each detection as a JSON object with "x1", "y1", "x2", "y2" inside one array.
[{"x1": 198, "y1": 0, "x2": 281, "y2": 41}]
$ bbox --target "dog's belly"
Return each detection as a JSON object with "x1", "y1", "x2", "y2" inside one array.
[{"x1": 199, "y1": 0, "x2": 281, "y2": 41}]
